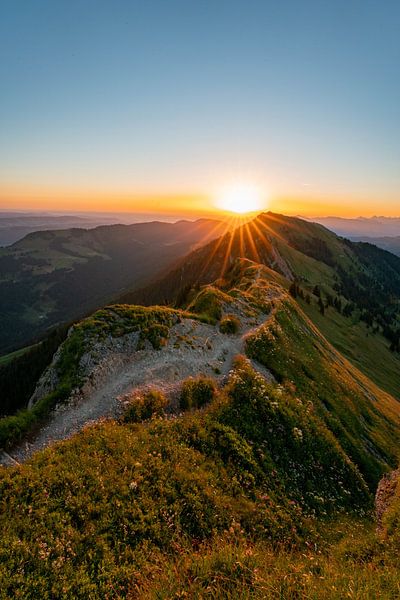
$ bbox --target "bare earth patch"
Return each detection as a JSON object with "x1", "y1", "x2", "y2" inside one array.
[{"x1": 6, "y1": 306, "x2": 274, "y2": 464}]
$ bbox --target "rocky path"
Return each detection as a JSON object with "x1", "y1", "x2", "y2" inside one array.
[{"x1": 5, "y1": 312, "x2": 273, "y2": 465}]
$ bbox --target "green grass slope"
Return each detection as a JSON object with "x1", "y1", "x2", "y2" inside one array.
[
  {"x1": 298, "y1": 295, "x2": 400, "y2": 400},
  {"x1": 0, "y1": 357, "x2": 372, "y2": 598},
  {"x1": 1, "y1": 261, "x2": 400, "y2": 597}
]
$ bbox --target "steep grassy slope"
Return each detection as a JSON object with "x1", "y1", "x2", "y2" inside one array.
[
  {"x1": 298, "y1": 296, "x2": 400, "y2": 399},
  {"x1": 0, "y1": 357, "x2": 374, "y2": 598},
  {"x1": 0, "y1": 218, "x2": 224, "y2": 354},
  {"x1": 1, "y1": 262, "x2": 400, "y2": 596},
  {"x1": 381, "y1": 474, "x2": 400, "y2": 545},
  {"x1": 242, "y1": 267, "x2": 399, "y2": 489},
  {"x1": 126, "y1": 212, "x2": 400, "y2": 399}
]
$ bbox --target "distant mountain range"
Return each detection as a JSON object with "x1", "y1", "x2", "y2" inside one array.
[
  {"x1": 307, "y1": 215, "x2": 400, "y2": 236},
  {"x1": 0, "y1": 211, "x2": 183, "y2": 246},
  {"x1": 301, "y1": 216, "x2": 400, "y2": 255},
  {"x1": 0, "y1": 218, "x2": 225, "y2": 353},
  {"x1": 349, "y1": 235, "x2": 400, "y2": 257}
]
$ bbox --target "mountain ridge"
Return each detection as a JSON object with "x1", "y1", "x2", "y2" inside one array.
[
  {"x1": 120, "y1": 212, "x2": 400, "y2": 398},
  {"x1": 1, "y1": 256, "x2": 400, "y2": 596}
]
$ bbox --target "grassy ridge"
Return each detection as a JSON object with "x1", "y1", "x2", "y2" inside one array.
[
  {"x1": 0, "y1": 359, "x2": 372, "y2": 597},
  {"x1": 1, "y1": 265, "x2": 400, "y2": 596},
  {"x1": 185, "y1": 262, "x2": 400, "y2": 489},
  {"x1": 245, "y1": 299, "x2": 400, "y2": 489},
  {"x1": 129, "y1": 213, "x2": 400, "y2": 405}
]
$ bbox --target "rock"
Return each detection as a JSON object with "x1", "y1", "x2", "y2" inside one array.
[
  {"x1": 0, "y1": 450, "x2": 20, "y2": 467},
  {"x1": 375, "y1": 468, "x2": 400, "y2": 533},
  {"x1": 27, "y1": 343, "x2": 64, "y2": 408},
  {"x1": 28, "y1": 330, "x2": 141, "y2": 410}
]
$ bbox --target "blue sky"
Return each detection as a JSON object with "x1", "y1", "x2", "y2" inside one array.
[{"x1": 0, "y1": 0, "x2": 399, "y2": 215}]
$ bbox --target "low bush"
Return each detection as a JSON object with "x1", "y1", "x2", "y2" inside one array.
[
  {"x1": 219, "y1": 314, "x2": 240, "y2": 334},
  {"x1": 187, "y1": 287, "x2": 232, "y2": 322},
  {"x1": 179, "y1": 377, "x2": 216, "y2": 410},
  {"x1": 123, "y1": 389, "x2": 168, "y2": 423}
]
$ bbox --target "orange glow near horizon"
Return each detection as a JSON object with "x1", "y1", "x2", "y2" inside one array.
[{"x1": 0, "y1": 182, "x2": 399, "y2": 218}]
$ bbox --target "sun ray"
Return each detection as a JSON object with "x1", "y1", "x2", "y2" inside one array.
[
  {"x1": 244, "y1": 221, "x2": 261, "y2": 263},
  {"x1": 196, "y1": 214, "x2": 236, "y2": 283},
  {"x1": 239, "y1": 218, "x2": 245, "y2": 258},
  {"x1": 249, "y1": 218, "x2": 275, "y2": 257},
  {"x1": 219, "y1": 214, "x2": 243, "y2": 278},
  {"x1": 253, "y1": 214, "x2": 287, "y2": 244},
  {"x1": 191, "y1": 216, "x2": 234, "y2": 250}
]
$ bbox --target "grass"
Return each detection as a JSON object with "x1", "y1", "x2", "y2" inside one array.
[
  {"x1": 138, "y1": 522, "x2": 400, "y2": 600},
  {"x1": 299, "y1": 296, "x2": 400, "y2": 400},
  {"x1": 187, "y1": 286, "x2": 233, "y2": 321},
  {"x1": 220, "y1": 314, "x2": 241, "y2": 334},
  {"x1": 138, "y1": 521, "x2": 400, "y2": 599},
  {"x1": 276, "y1": 236, "x2": 337, "y2": 288},
  {"x1": 2, "y1": 264, "x2": 400, "y2": 597},
  {"x1": 0, "y1": 344, "x2": 35, "y2": 366},
  {"x1": 123, "y1": 389, "x2": 168, "y2": 423},
  {"x1": 245, "y1": 300, "x2": 400, "y2": 490},
  {"x1": 0, "y1": 359, "x2": 378, "y2": 597},
  {"x1": 179, "y1": 376, "x2": 216, "y2": 410}
]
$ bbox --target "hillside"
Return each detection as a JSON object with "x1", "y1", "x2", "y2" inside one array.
[
  {"x1": 0, "y1": 213, "x2": 124, "y2": 247},
  {"x1": 303, "y1": 216, "x2": 400, "y2": 258},
  {"x1": 0, "y1": 218, "x2": 225, "y2": 355},
  {"x1": 126, "y1": 212, "x2": 400, "y2": 398},
  {"x1": 351, "y1": 236, "x2": 400, "y2": 257},
  {"x1": 1, "y1": 259, "x2": 400, "y2": 596}
]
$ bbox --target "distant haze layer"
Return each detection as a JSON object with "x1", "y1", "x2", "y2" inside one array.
[{"x1": 0, "y1": 211, "x2": 190, "y2": 247}]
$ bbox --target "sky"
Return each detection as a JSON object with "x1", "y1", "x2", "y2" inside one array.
[{"x1": 1, "y1": 0, "x2": 399, "y2": 217}]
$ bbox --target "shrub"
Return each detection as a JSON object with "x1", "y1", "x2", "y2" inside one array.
[
  {"x1": 219, "y1": 314, "x2": 240, "y2": 334},
  {"x1": 187, "y1": 287, "x2": 232, "y2": 322},
  {"x1": 123, "y1": 389, "x2": 168, "y2": 423},
  {"x1": 179, "y1": 377, "x2": 216, "y2": 411}
]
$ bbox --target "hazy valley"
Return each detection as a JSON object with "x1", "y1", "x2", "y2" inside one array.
[{"x1": 0, "y1": 218, "x2": 224, "y2": 354}]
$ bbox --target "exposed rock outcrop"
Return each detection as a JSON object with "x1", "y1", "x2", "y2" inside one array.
[{"x1": 375, "y1": 468, "x2": 400, "y2": 533}]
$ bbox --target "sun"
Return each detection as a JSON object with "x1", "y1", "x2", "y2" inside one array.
[{"x1": 214, "y1": 183, "x2": 266, "y2": 214}]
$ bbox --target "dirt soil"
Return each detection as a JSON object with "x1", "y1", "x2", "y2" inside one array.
[{"x1": 5, "y1": 307, "x2": 274, "y2": 465}]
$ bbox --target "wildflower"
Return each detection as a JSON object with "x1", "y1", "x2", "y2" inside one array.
[{"x1": 293, "y1": 427, "x2": 303, "y2": 441}]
